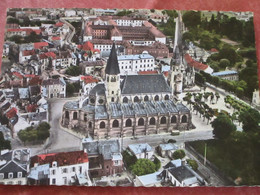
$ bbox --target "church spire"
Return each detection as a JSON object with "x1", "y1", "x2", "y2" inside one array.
[{"x1": 105, "y1": 43, "x2": 120, "y2": 75}]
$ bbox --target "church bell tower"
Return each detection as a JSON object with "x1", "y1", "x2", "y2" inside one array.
[{"x1": 105, "y1": 43, "x2": 121, "y2": 104}]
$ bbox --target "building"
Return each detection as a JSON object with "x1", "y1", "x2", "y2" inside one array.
[
  {"x1": 61, "y1": 43, "x2": 192, "y2": 139},
  {"x1": 80, "y1": 76, "x2": 100, "y2": 95},
  {"x1": 211, "y1": 70, "x2": 238, "y2": 81},
  {"x1": 2, "y1": 44, "x2": 10, "y2": 58},
  {"x1": 252, "y1": 89, "x2": 260, "y2": 108},
  {"x1": 128, "y1": 143, "x2": 154, "y2": 159},
  {"x1": 29, "y1": 150, "x2": 91, "y2": 186},
  {"x1": 158, "y1": 143, "x2": 178, "y2": 158},
  {"x1": 42, "y1": 77, "x2": 66, "y2": 98},
  {"x1": 81, "y1": 138, "x2": 123, "y2": 178},
  {"x1": 0, "y1": 149, "x2": 31, "y2": 185},
  {"x1": 134, "y1": 171, "x2": 163, "y2": 187},
  {"x1": 117, "y1": 53, "x2": 155, "y2": 75}
]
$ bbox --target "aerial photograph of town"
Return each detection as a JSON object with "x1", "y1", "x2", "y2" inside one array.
[{"x1": 0, "y1": 8, "x2": 259, "y2": 187}]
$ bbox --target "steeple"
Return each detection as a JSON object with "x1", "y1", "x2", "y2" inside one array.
[{"x1": 105, "y1": 43, "x2": 120, "y2": 75}]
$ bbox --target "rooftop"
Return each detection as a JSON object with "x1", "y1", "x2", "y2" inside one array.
[
  {"x1": 117, "y1": 53, "x2": 154, "y2": 61},
  {"x1": 128, "y1": 143, "x2": 153, "y2": 155},
  {"x1": 211, "y1": 70, "x2": 238, "y2": 76},
  {"x1": 136, "y1": 171, "x2": 162, "y2": 186}
]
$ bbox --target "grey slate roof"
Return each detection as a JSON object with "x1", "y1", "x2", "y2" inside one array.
[
  {"x1": 121, "y1": 74, "x2": 171, "y2": 94},
  {"x1": 89, "y1": 83, "x2": 106, "y2": 96},
  {"x1": 168, "y1": 165, "x2": 195, "y2": 182},
  {"x1": 82, "y1": 139, "x2": 120, "y2": 160},
  {"x1": 105, "y1": 43, "x2": 120, "y2": 75}
]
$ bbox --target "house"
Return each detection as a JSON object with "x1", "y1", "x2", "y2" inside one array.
[
  {"x1": 211, "y1": 70, "x2": 238, "y2": 81},
  {"x1": 42, "y1": 78, "x2": 66, "y2": 98},
  {"x1": 0, "y1": 125, "x2": 12, "y2": 141},
  {"x1": 184, "y1": 53, "x2": 213, "y2": 74},
  {"x1": 166, "y1": 165, "x2": 204, "y2": 187},
  {"x1": 163, "y1": 159, "x2": 182, "y2": 169},
  {"x1": 2, "y1": 44, "x2": 10, "y2": 58},
  {"x1": 0, "y1": 149, "x2": 31, "y2": 185},
  {"x1": 79, "y1": 60, "x2": 105, "y2": 75},
  {"x1": 158, "y1": 143, "x2": 178, "y2": 158},
  {"x1": 19, "y1": 49, "x2": 36, "y2": 63},
  {"x1": 29, "y1": 150, "x2": 92, "y2": 186},
  {"x1": 81, "y1": 138, "x2": 124, "y2": 178},
  {"x1": 128, "y1": 143, "x2": 154, "y2": 159},
  {"x1": 80, "y1": 76, "x2": 100, "y2": 95},
  {"x1": 134, "y1": 171, "x2": 163, "y2": 187}
]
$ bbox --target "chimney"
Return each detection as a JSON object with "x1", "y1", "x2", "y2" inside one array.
[{"x1": 181, "y1": 160, "x2": 186, "y2": 166}]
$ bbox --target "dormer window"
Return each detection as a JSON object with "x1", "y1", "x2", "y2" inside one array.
[
  {"x1": 8, "y1": 173, "x2": 13, "y2": 179},
  {"x1": 18, "y1": 172, "x2": 22, "y2": 178}
]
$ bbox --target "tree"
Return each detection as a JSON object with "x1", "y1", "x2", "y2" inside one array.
[
  {"x1": 187, "y1": 159, "x2": 198, "y2": 171},
  {"x1": 122, "y1": 150, "x2": 137, "y2": 168},
  {"x1": 66, "y1": 83, "x2": 76, "y2": 97},
  {"x1": 239, "y1": 108, "x2": 260, "y2": 133},
  {"x1": 65, "y1": 66, "x2": 81, "y2": 76},
  {"x1": 153, "y1": 157, "x2": 161, "y2": 171},
  {"x1": 211, "y1": 113, "x2": 236, "y2": 140},
  {"x1": 182, "y1": 11, "x2": 201, "y2": 29},
  {"x1": 131, "y1": 159, "x2": 156, "y2": 176},
  {"x1": 0, "y1": 132, "x2": 11, "y2": 150},
  {"x1": 172, "y1": 149, "x2": 186, "y2": 159},
  {"x1": 219, "y1": 59, "x2": 230, "y2": 69}
]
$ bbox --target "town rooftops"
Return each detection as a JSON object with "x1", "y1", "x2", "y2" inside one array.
[
  {"x1": 184, "y1": 53, "x2": 208, "y2": 71},
  {"x1": 128, "y1": 143, "x2": 153, "y2": 155},
  {"x1": 30, "y1": 150, "x2": 88, "y2": 167},
  {"x1": 136, "y1": 171, "x2": 162, "y2": 186},
  {"x1": 168, "y1": 165, "x2": 196, "y2": 183},
  {"x1": 81, "y1": 76, "x2": 99, "y2": 84},
  {"x1": 89, "y1": 83, "x2": 106, "y2": 96},
  {"x1": 27, "y1": 164, "x2": 49, "y2": 180},
  {"x1": 34, "y1": 42, "x2": 48, "y2": 49},
  {"x1": 138, "y1": 70, "x2": 158, "y2": 75},
  {"x1": 121, "y1": 74, "x2": 171, "y2": 94},
  {"x1": 211, "y1": 70, "x2": 238, "y2": 76},
  {"x1": 164, "y1": 159, "x2": 182, "y2": 169},
  {"x1": 159, "y1": 143, "x2": 178, "y2": 151},
  {"x1": 42, "y1": 78, "x2": 66, "y2": 86}
]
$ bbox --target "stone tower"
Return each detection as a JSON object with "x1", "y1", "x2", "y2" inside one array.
[{"x1": 105, "y1": 43, "x2": 121, "y2": 104}]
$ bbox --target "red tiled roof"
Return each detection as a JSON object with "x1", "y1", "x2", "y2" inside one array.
[
  {"x1": 39, "y1": 52, "x2": 56, "y2": 59},
  {"x1": 30, "y1": 151, "x2": 88, "y2": 167},
  {"x1": 52, "y1": 36, "x2": 61, "y2": 41},
  {"x1": 23, "y1": 50, "x2": 36, "y2": 56},
  {"x1": 24, "y1": 74, "x2": 36, "y2": 78},
  {"x1": 6, "y1": 107, "x2": 17, "y2": 119},
  {"x1": 34, "y1": 42, "x2": 49, "y2": 49},
  {"x1": 210, "y1": 48, "x2": 219, "y2": 52},
  {"x1": 12, "y1": 72, "x2": 23, "y2": 79},
  {"x1": 163, "y1": 71, "x2": 169, "y2": 77},
  {"x1": 55, "y1": 22, "x2": 64, "y2": 27},
  {"x1": 26, "y1": 104, "x2": 38, "y2": 113},
  {"x1": 138, "y1": 70, "x2": 158, "y2": 75},
  {"x1": 81, "y1": 75, "x2": 99, "y2": 84},
  {"x1": 184, "y1": 53, "x2": 208, "y2": 71},
  {"x1": 28, "y1": 76, "x2": 42, "y2": 86}
]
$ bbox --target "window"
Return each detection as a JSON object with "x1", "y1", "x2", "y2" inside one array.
[
  {"x1": 84, "y1": 114, "x2": 87, "y2": 121},
  {"x1": 134, "y1": 96, "x2": 139, "y2": 102},
  {"x1": 0, "y1": 173, "x2": 4, "y2": 179},
  {"x1": 18, "y1": 172, "x2": 22, "y2": 178},
  {"x1": 154, "y1": 95, "x2": 159, "y2": 101},
  {"x1": 112, "y1": 91, "x2": 114, "y2": 95},
  {"x1": 8, "y1": 173, "x2": 13, "y2": 179},
  {"x1": 138, "y1": 118, "x2": 144, "y2": 126},
  {"x1": 160, "y1": 117, "x2": 166, "y2": 124},
  {"x1": 164, "y1": 95, "x2": 169, "y2": 100},
  {"x1": 90, "y1": 98, "x2": 95, "y2": 104},
  {"x1": 144, "y1": 96, "x2": 149, "y2": 101},
  {"x1": 52, "y1": 179, "x2": 56, "y2": 185},
  {"x1": 63, "y1": 177, "x2": 67, "y2": 185},
  {"x1": 181, "y1": 115, "x2": 187, "y2": 123},
  {"x1": 100, "y1": 121, "x2": 105, "y2": 129},
  {"x1": 112, "y1": 120, "x2": 119, "y2": 128},
  {"x1": 123, "y1": 97, "x2": 128, "y2": 103},
  {"x1": 149, "y1": 117, "x2": 156, "y2": 125},
  {"x1": 52, "y1": 170, "x2": 56, "y2": 175},
  {"x1": 73, "y1": 112, "x2": 77, "y2": 120},
  {"x1": 111, "y1": 97, "x2": 115, "y2": 102},
  {"x1": 171, "y1": 116, "x2": 177, "y2": 123},
  {"x1": 125, "y1": 119, "x2": 132, "y2": 127},
  {"x1": 72, "y1": 167, "x2": 76, "y2": 172}
]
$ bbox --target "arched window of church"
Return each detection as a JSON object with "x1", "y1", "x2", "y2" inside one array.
[
  {"x1": 160, "y1": 116, "x2": 166, "y2": 124},
  {"x1": 149, "y1": 117, "x2": 155, "y2": 125},
  {"x1": 164, "y1": 95, "x2": 169, "y2": 100},
  {"x1": 89, "y1": 122, "x2": 92, "y2": 128},
  {"x1": 154, "y1": 95, "x2": 159, "y2": 101},
  {"x1": 171, "y1": 116, "x2": 177, "y2": 123},
  {"x1": 123, "y1": 97, "x2": 128, "y2": 103},
  {"x1": 181, "y1": 115, "x2": 187, "y2": 123},
  {"x1": 111, "y1": 97, "x2": 115, "y2": 102},
  {"x1": 73, "y1": 112, "x2": 77, "y2": 120},
  {"x1": 144, "y1": 95, "x2": 149, "y2": 101},
  {"x1": 65, "y1": 111, "x2": 69, "y2": 119},
  {"x1": 138, "y1": 118, "x2": 144, "y2": 126},
  {"x1": 112, "y1": 120, "x2": 119, "y2": 128},
  {"x1": 100, "y1": 121, "x2": 105, "y2": 129},
  {"x1": 134, "y1": 96, "x2": 139, "y2": 102},
  {"x1": 125, "y1": 119, "x2": 132, "y2": 127},
  {"x1": 84, "y1": 114, "x2": 87, "y2": 121}
]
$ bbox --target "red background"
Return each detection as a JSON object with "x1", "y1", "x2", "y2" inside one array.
[{"x1": 0, "y1": 0, "x2": 259, "y2": 194}]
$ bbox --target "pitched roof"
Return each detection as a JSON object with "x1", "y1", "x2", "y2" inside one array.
[
  {"x1": 55, "y1": 22, "x2": 64, "y2": 27},
  {"x1": 121, "y1": 74, "x2": 171, "y2": 94},
  {"x1": 22, "y1": 50, "x2": 36, "y2": 56},
  {"x1": 30, "y1": 151, "x2": 88, "y2": 167},
  {"x1": 34, "y1": 42, "x2": 49, "y2": 49},
  {"x1": 105, "y1": 43, "x2": 120, "y2": 75},
  {"x1": 52, "y1": 36, "x2": 61, "y2": 41},
  {"x1": 138, "y1": 70, "x2": 158, "y2": 75},
  {"x1": 128, "y1": 143, "x2": 153, "y2": 155},
  {"x1": 6, "y1": 107, "x2": 17, "y2": 119},
  {"x1": 184, "y1": 54, "x2": 208, "y2": 71},
  {"x1": 81, "y1": 76, "x2": 99, "y2": 84}
]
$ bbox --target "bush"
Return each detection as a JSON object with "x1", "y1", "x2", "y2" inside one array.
[
  {"x1": 172, "y1": 149, "x2": 186, "y2": 159},
  {"x1": 187, "y1": 159, "x2": 198, "y2": 171},
  {"x1": 153, "y1": 156, "x2": 161, "y2": 171},
  {"x1": 130, "y1": 158, "x2": 156, "y2": 176},
  {"x1": 122, "y1": 150, "x2": 137, "y2": 168}
]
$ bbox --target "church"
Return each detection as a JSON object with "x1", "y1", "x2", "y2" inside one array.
[{"x1": 61, "y1": 41, "x2": 193, "y2": 139}]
